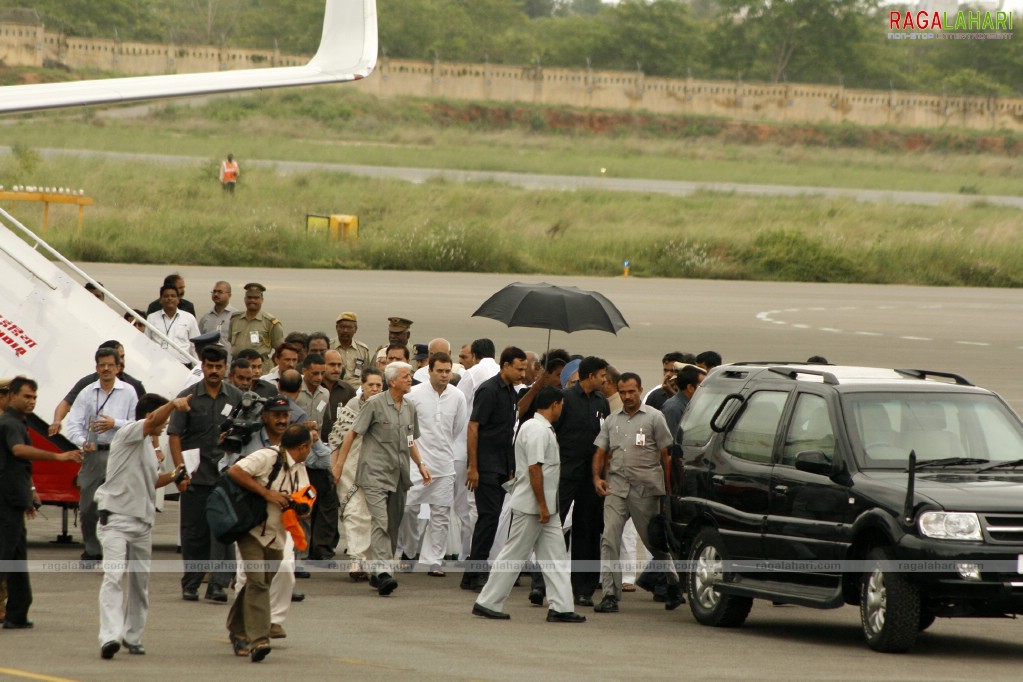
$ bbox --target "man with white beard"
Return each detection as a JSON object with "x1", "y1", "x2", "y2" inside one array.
[{"x1": 402, "y1": 352, "x2": 467, "y2": 575}]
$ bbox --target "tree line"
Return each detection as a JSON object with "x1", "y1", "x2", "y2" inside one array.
[{"x1": 5, "y1": 0, "x2": 1022, "y2": 96}]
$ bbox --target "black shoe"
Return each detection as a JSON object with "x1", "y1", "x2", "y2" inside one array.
[
  {"x1": 664, "y1": 584, "x2": 685, "y2": 611},
  {"x1": 546, "y1": 610, "x2": 587, "y2": 623},
  {"x1": 652, "y1": 591, "x2": 668, "y2": 603},
  {"x1": 594, "y1": 595, "x2": 619, "y2": 613},
  {"x1": 294, "y1": 566, "x2": 311, "y2": 579},
  {"x1": 101, "y1": 640, "x2": 120, "y2": 659},
  {"x1": 205, "y1": 587, "x2": 228, "y2": 603},
  {"x1": 369, "y1": 574, "x2": 380, "y2": 589},
  {"x1": 3, "y1": 620, "x2": 34, "y2": 629},
  {"x1": 377, "y1": 573, "x2": 398, "y2": 596},
  {"x1": 573, "y1": 594, "x2": 594, "y2": 607},
  {"x1": 81, "y1": 551, "x2": 103, "y2": 560},
  {"x1": 182, "y1": 588, "x2": 199, "y2": 602},
  {"x1": 122, "y1": 640, "x2": 146, "y2": 655},
  {"x1": 290, "y1": 592, "x2": 305, "y2": 602},
  {"x1": 472, "y1": 603, "x2": 510, "y2": 620},
  {"x1": 461, "y1": 575, "x2": 487, "y2": 592},
  {"x1": 528, "y1": 589, "x2": 545, "y2": 606}
]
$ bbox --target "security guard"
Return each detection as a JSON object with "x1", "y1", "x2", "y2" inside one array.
[
  {"x1": 229, "y1": 283, "x2": 284, "y2": 363},
  {"x1": 331, "y1": 312, "x2": 372, "y2": 390},
  {"x1": 375, "y1": 317, "x2": 413, "y2": 356}
]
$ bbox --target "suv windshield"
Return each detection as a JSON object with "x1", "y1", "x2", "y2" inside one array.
[{"x1": 844, "y1": 392, "x2": 1023, "y2": 469}]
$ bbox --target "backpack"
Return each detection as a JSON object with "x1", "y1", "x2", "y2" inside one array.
[{"x1": 205, "y1": 449, "x2": 285, "y2": 544}]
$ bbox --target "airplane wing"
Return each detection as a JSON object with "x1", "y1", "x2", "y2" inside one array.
[{"x1": 0, "y1": 0, "x2": 377, "y2": 114}]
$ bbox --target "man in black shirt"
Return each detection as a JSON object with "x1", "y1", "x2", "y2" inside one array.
[
  {"x1": 461, "y1": 347, "x2": 527, "y2": 592},
  {"x1": 555, "y1": 356, "x2": 610, "y2": 605},
  {"x1": 168, "y1": 346, "x2": 242, "y2": 603},
  {"x1": 0, "y1": 377, "x2": 82, "y2": 628}
]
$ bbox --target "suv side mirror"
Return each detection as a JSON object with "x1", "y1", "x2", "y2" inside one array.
[
  {"x1": 795, "y1": 450, "x2": 832, "y2": 476},
  {"x1": 710, "y1": 394, "x2": 745, "y2": 433}
]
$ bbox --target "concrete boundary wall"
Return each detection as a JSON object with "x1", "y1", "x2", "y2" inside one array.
[{"x1": 3, "y1": 19, "x2": 1023, "y2": 132}]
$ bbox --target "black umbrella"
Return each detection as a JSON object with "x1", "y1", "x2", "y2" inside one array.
[{"x1": 472, "y1": 282, "x2": 629, "y2": 353}]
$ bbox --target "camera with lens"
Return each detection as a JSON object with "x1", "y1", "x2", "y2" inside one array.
[
  {"x1": 220, "y1": 392, "x2": 269, "y2": 453},
  {"x1": 282, "y1": 485, "x2": 317, "y2": 551}
]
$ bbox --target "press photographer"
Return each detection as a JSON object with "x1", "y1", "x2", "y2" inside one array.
[{"x1": 226, "y1": 423, "x2": 313, "y2": 663}]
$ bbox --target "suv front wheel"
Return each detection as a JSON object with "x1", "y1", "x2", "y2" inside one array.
[
  {"x1": 860, "y1": 546, "x2": 921, "y2": 652},
  {"x1": 687, "y1": 528, "x2": 753, "y2": 627}
]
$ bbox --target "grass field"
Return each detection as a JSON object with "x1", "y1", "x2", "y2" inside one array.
[{"x1": 2, "y1": 88, "x2": 1023, "y2": 285}]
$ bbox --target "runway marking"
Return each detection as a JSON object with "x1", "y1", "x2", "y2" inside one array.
[
  {"x1": 333, "y1": 658, "x2": 415, "y2": 671},
  {"x1": 956, "y1": 341, "x2": 991, "y2": 347},
  {"x1": 854, "y1": 331, "x2": 883, "y2": 336},
  {"x1": 899, "y1": 336, "x2": 932, "y2": 341},
  {"x1": 819, "y1": 327, "x2": 843, "y2": 333},
  {"x1": 0, "y1": 669, "x2": 80, "y2": 682},
  {"x1": 792, "y1": 324, "x2": 809, "y2": 329}
]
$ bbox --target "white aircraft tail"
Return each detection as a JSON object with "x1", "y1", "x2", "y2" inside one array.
[{"x1": 0, "y1": 0, "x2": 377, "y2": 114}]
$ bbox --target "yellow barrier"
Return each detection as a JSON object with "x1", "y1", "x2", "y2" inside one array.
[{"x1": 0, "y1": 191, "x2": 94, "y2": 234}]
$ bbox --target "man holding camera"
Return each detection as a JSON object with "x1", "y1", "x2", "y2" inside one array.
[
  {"x1": 169, "y1": 345, "x2": 242, "y2": 603},
  {"x1": 227, "y1": 423, "x2": 312, "y2": 663},
  {"x1": 231, "y1": 395, "x2": 302, "y2": 638},
  {"x1": 95, "y1": 393, "x2": 191, "y2": 659}
]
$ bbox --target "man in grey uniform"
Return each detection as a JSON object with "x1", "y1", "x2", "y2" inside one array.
[
  {"x1": 332, "y1": 361, "x2": 432, "y2": 596},
  {"x1": 472, "y1": 387, "x2": 585, "y2": 623},
  {"x1": 592, "y1": 372, "x2": 684, "y2": 613}
]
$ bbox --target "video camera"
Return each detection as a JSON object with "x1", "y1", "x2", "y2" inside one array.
[{"x1": 220, "y1": 392, "x2": 269, "y2": 454}]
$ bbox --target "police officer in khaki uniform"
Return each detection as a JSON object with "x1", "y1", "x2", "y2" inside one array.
[
  {"x1": 330, "y1": 312, "x2": 372, "y2": 390},
  {"x1": 229, "y1": 283, "x2": 284, "y2": 363},
  {"x1": 375, "y1": 317, "x2": 413, "y2": 355}
]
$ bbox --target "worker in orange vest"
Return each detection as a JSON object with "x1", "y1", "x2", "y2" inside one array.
[{"x1": 220, "y1": 153, "x2": 239, "y2": 193}]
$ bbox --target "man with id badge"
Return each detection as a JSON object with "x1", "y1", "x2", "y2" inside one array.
[
  {"x1": 591, "y1": 372, "x2": 683, "y2": 614},
  {"x1": 66, "y1": 347, "x2": 138, "y2": 563},
  {"x1": 145, "y1": 284, "x2": 200, "y2": 363},
  {"x1": 331, "y1": 312, "x2": 371, "y2": 390},
  {"x1": 332, "y1": 361, "x2": 431, "y2": 596},
  {"x1": 228, "y1": 283, "x2": 284, "y2": 363},
  {"x1": 168, "y1": 345, "x2": 242, "y2": 603}
]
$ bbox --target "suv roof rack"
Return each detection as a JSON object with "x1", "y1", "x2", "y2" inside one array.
[
  {"x1": 731, "y1": 361, "x2": 833, "y2": 367},
  {"x1": 894, "y1": 368, "x2": 974, "y2": 386},
  {"x1": 767, "y1": 366, "x2": 839, "y2": 385}
]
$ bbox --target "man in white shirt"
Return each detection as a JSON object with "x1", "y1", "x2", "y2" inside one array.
[
  {"x1": 472, "y1": 386, "x2": 583, "y2": 623},
  {"x1": 146, "y1": 284, "x2": 200, "y2": 362},
  {"x1": 66, "y1": 347, "x2": 139, "y2": 562},
  {"x1": 95, "y1": 392, "x2": 190, "y2": 659},
  {"x1": 412, "y1": 338, "x2": 452, "y2": 385},
  {"x1": 404, "y1": 352, "x2": 467, "y2": 575}
]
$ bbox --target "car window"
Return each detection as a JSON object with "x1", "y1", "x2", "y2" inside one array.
[
  {"x1": 781, "y1": 393, "x2": 835, "y2": 466},
  {"x1": 847, "y1": 392, "x2": 1023, "y2": 468},
  {"x1": 680, "y1": 384, "x2": 732, "y2": 447},
  {"x1": 723, "y1": 390, "x2": 788, "y2": 463}
]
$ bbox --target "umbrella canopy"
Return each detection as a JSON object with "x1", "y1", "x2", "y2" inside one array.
[{"x1": 472, "y1": 282, "x2": 629, "y2": 335}]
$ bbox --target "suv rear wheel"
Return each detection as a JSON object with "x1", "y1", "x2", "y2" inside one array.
[
  {"x1": 687, "y1": 528, "x2": 753, "y2": 628},
  {"x1": 860, "y1": 546, "x2": 921, "y2": 652}
]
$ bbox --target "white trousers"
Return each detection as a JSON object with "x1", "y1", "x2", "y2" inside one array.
[
  {"x1": 98, "y1": 514, "x2": 152, "y2": 646},
  {"x1": 476, "y1": 510, "x2": 574, "y2": 615},
  {"x1": 235, "y1": 532, "x2": 295, "y2": 625},
  {"x1": 452, "y1": 460, "x2": 474, "y2": 560},
  {"x1": 621, "y1": 518, "x2": 651, "y2": 584}
]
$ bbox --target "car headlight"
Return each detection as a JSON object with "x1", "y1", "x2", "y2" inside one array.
[{"x1": 918, "y1": 511, "x2": 982, "y2": 541}]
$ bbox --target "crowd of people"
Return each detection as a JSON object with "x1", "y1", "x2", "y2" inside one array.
[{"x1": 0, "y1": 272, "x2": 723, "y2": 662}]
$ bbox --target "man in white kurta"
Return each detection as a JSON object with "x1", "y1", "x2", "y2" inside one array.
[
  {"x1": 403, "y1": 353, "x2": 466, "y2": 574},
  {"x1": 472, "y1": 386, "x2": 584, "y2": 622}
]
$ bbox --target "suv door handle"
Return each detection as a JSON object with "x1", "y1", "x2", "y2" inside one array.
[{"x1": 773, "y1": 484, "x2": 788, "y2": 494}]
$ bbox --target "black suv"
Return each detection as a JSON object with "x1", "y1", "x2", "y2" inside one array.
[{"x1": 670, "y1": 363, "x2": 1023, "y2": 652}]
